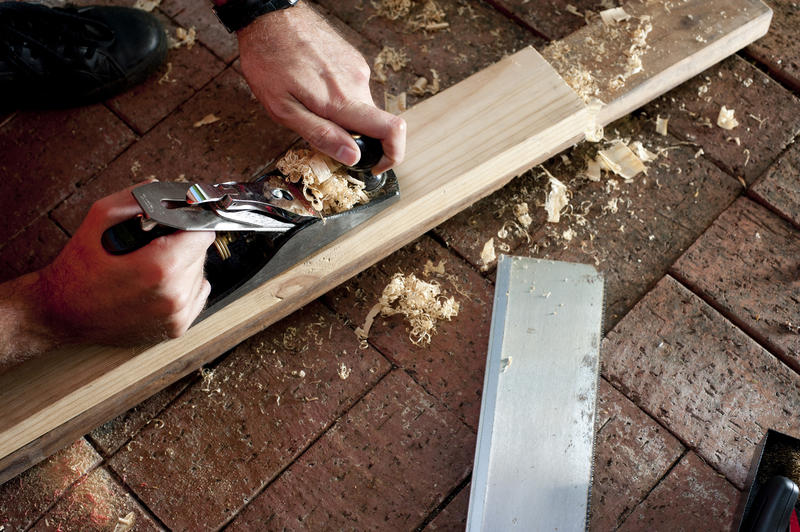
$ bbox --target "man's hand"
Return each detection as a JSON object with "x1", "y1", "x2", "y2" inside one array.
[
  {"x1": 237, "y1": 3, "x2": 406, "y2": 175},
  {"x1": 0, "y1": 185, "x2": 215, "y2": 373},
  {"x1": 39, "y1": 186, "x2": 215, "y2": 345}
]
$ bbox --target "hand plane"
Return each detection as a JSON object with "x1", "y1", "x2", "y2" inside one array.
[{"x1": 101, "y1": 135, "x2": 400, "y2": 321}]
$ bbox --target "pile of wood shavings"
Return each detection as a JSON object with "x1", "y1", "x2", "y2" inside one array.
[
  {"x1": 277, "y1": 148, "x2": 368, "y2": 214},
  {"x1": 356, "y1": 273, "x2": 460, "y2": 345},
  {"x1": 407, "y1": 0, "x2": 449, "y2": 31},
  {"x1": 371, "y1": 0, "x2": 413, "y2": 20},
  {"x1": 373, "y1": 46, "x2": 409, "y2": 83}
]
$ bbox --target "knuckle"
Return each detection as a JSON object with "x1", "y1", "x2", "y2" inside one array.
[{"x1": 267, "y1": 99, "x2": 297, "y2": 122}]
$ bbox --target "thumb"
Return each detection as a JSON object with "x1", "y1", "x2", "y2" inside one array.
[{"x1": 89, "y1": 181, "x2": 156, "y2": 230}]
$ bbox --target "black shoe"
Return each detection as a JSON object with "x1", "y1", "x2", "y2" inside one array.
[{"x1": 0, "y1": 2, "x2": 167, "y2": 108}]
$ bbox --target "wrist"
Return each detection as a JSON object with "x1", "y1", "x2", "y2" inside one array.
[
  {"x1": 213, "y1": 0, "x2": 300, "y2": 33},
  {"x1": 0, "y1": 271, "x2": 61, "y2": 372}
]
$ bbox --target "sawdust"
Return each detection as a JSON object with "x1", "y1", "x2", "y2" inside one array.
[
  {"x1": 513, "y1": 203, "x2": 533, "y2": 228},
  {"x1": 356, "y1": 273, "x2": 460, "y2": 345},
  {"x1": 276, "y1": 148, "x2": 368, "y2": 214},
  {"x1": 373, "y1": 46, "x2": 409, "y2": 83},
  {"x1": 168, "y1": 26, "x2": 196, "y2": 49}
]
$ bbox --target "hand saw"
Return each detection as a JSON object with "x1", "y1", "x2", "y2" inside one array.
[{"x1": 100, "y1": 135, "x2": 400, "y2": 321}]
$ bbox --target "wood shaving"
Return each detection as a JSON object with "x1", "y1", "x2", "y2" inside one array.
[
  {"x1": 276, "y1": 148, "x2": 368, "y2": 214},
  {"x1": 168, "y1": 27, "x2": 196, "y2": 49},
  {"x1": 133, "y1": 0, "x2": 160, "y2": 12},
  {"x1": 513, "y1": 203, "x2": 532, "y2": 228},
  {"x1": 423, "y1": 259, "x2": 447, "y2": 276},
  {"x1": 717, "y1": 105, "x2": 740, "y2": 130},
  {"x1": 409, "y1": 69, "x2": 441, "y2": 96},
  {"x1": 113, "y1": 512, "x2": 136, "y2": 532},
  {"x1": 656, "y1": 115, "x2": 669, "y2": 136},
  {"x1": 600, "y1": 7, "x2": 632, "y2": 25},
  {"x1": 385, "y1": 91, "x2": 407, "y2": 114},
  {"x1": 630, "y1": 141, "x2": 658, "y2": 163},
  {"x1": 545, "y1": 176, "x2": 569, "y2": 223},
  {"x1": 373, "y1": 46, "x2": 410, "y2": 83},
  {"x1": 407, "y1": 0, "x2": 448, "y2": 32},
  {"x1": 610, "y1": 16, "x2": 652, "y2": 90},
  {"x1": 337, "y1": 363, "x2": 351, "y2": 380},
  {"x1": 480, "y1": 238, "x2": 496, "y2": 270},
  {"x1": 582, "y1": 157, "x2": 602, "y2": 181},
  {"x1": 357, "y1": 273, "x2": 459, "y2": 345},
  {"x1": 597, "y1": 141, "x2": 646, "y2": 181},
  {"x1": 193, "y1": 113, "x2": 220, "y2": 128},
  {"x1": 371, "y1": 0, "x2": 413, "y2": 20}
]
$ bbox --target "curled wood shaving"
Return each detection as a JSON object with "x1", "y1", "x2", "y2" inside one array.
[
  {"x1": 373, "y1": 46, "x2": 410, "y2": 83},
  {"x1": 385, "y1": 91, "x2": 407, "y2": 114},
  {"x1": 169, "y1": 27, "x2": 196, "y2": 49},
  {"x1": 408, "y1": 0, "x2": 448, "y2": 32},
  {"x1": 597, "y1": 141, "x2": 646, "y2": 181},
  {"x1": 357, "y1": 273, "x2": 460, "y2": 345},
  {"x1": 113, "y1": 512, "x2": 136, "y2": 532},
  {"x1": 545, "y1": 176, "x2": 569, "y2": 223},
  {"x1": 717, "y1": 106, "x2": 740, "y2": 130},
  {"x1": 337, "y1": 363, "x2": 351, "y2": 380},
  {"x1": 277, "y1": 148, "x2": 368, "y2": 214},
  {"x1": 409, "y1": 69, "x2": 441, "y2": 96}
]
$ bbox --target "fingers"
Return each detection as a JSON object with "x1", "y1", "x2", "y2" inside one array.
[
  {"x1": 325, "y1": 99, "x2": 407, "y2": 174},
  {"x1": 134, "y1": 229, "x2": 216, "y2": 272}
]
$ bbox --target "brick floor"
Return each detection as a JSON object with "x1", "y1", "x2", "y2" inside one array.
[
  {"x1": 603, "y1": 275, "x2": 800, "y2": 489},
  {"x1": 108, "y1": 302, "x2": 390, "y2": 530},
  {"x1": 671, "y1": 197, "x2": 800, "y2": 372},
  {"x1": 750, "y1": 138, "x2": 800, "y2": 229},
  {"x1": 227, "y1": 370, "x2": 475, "y2": 531},
  {"x1": 618, "y1": 451, "x2": 740, "y2": 531},
  {"x1": 1, "y1": 0, "x2": 800, "y2": 528}
]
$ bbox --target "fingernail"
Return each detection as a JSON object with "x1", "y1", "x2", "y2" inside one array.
[{"x1": 336, "y1": 145, "x2": 359, "y2": 166}]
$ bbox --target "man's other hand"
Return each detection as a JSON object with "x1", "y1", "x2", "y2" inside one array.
[{"x1": 237, "y1": 3, "x2": 406, "y2": 175}]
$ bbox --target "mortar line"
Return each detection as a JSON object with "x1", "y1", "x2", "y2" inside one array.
[
  {"x1": 415, "y1": 473, "x2": 472, "y2": 531},
  {"x1": 216, "y1": 368, "x2": 393, "y2": 530}
]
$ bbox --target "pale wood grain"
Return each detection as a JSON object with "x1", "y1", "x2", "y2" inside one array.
[{"x1": 0, "y1": 0, "x2": 773, "y2": 484}]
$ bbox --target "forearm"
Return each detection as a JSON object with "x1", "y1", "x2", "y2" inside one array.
[{"x1": 0, "y1": 271, "x2": 60, "y2": 373}]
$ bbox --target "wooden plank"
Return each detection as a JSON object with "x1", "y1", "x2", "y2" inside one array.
[{"x1": 0, "y1": 0, "x2": 772, "y2": 484}]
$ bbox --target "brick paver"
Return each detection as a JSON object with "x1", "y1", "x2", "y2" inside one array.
[
  {"x1": 488, "y1": 0, "x2": 603, "y2": 40},
  {"x1": 746, "y1": 0, "x2": 800, "y2": 93},
  {"x1": 89, "y1": 375, "x2": 194, "y2": 457},
  {"x1": 0, "y1": 105, "x2": 135, "y2": 244},
  {"x1": 108, "y1": 301, "x2": 390, "y2": 530},
  {"x1": 325, "y1": 235, "x2": 494, "y2": 429},
  {"x1": 227, "y1": 370, "x2": 475, "y2": 531},
  {"x1": 590, "y1": 378, "x2": 684, "y2": 530},
  {"x1": 31, "y1": 466, "x2": 162, "y2": 531},
  {"x1": 107, "y1": 13, "x2": 227, "y2": 135},
  {"x1": 672, "y1": 197, "x2": 800, "y2": 372},
  {"x1": 618, "y1": 451, "x2": 740, "y2": 531},
  {"x1": 750, "y1": 139, "x2": 800, "y2": 229},
  {"x1": 603, "y1": 275, "x2": 800, "y2": 488},
  {"x1": 0, "y1": 439, "x2": 101, "y2": 531},
  {"x1": 644, "y1": 55, "x2": 800, "y2": 185}
]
